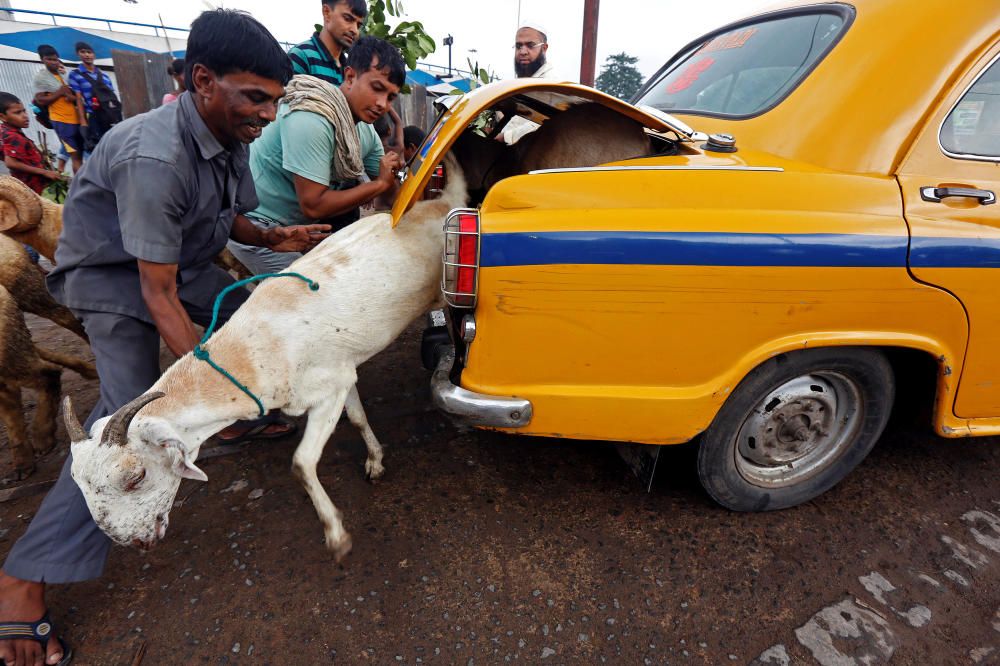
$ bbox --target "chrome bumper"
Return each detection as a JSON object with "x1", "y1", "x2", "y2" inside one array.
[{"x1": 430, "y1": 348, "x2": 533, "y2": 428}]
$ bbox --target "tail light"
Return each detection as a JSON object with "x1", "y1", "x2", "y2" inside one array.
[
  {"x1": 442, "y1": 208, "x2": 480, "y2": 308},
  {"x1": 424, "y1": 164, "x2": 445, "y2": 199}
]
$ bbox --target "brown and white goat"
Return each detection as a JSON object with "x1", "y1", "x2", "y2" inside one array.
[{"x1": 63, "y1": 155, "x2": 469, "y2": 558}]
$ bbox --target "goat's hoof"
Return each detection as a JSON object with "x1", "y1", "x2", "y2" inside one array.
[
  {"x1": 327, "y1": 532, "x2": 353, "y2": 563},
  {"x1": 2, "y1": 463, "x2": 35, "y2": 484},
  {"x1": 364, "y1": 460, "x2": 385, "y2": 481},
  {"x1": 34, "y1": 443, "x2": 57, "y2": 458}
]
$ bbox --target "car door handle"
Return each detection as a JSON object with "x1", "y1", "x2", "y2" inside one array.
[{"x1": 920, "y1": 186, "x2": 996, "y2": 205}]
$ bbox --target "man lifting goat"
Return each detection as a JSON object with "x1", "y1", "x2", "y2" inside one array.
[{"x1": 0, "y1": 12, "x2": 331, "y2": 666}]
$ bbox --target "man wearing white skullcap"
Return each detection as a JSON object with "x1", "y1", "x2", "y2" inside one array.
[
  {"x1": 503, "y1": 21, "x2": 557, "y2": 144},
  {"x1": 513, "y1": 21, "x2": 555, "y2": 79}
]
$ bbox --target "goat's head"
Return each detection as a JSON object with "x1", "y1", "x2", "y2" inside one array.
[
  {"x1": 0, "y1": 175, "x2": 43, "y2": 234},
  {"x1": 63, "y1": 393, "x2": 207, "y2": 550}
]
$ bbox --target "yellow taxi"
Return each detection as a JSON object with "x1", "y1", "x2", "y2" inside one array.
[{"x1": 392, "y1": 0, "x2": 1000, "y2": 511}]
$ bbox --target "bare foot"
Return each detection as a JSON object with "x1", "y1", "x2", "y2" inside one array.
[{"x1": 0, "y1": 572, "x2": 65, "y2": 665}]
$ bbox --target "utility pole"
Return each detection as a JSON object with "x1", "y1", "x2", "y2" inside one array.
[{"x1": 579, "y1": 0, "x2": 600, "y2": 86}]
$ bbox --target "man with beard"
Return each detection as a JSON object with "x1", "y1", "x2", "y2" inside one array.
[
  {"x1": 227, "y1": 36, "x2": 405, "y2": 275},
  {"x1": 288, "y1": 0, "x2": 367, "y2": 87},
  {"x1": 513, "y1": 22, "x2": 555, "y2": 79},
  {"x1": 0, "y1": 12, "x2": 329, "y2": 666},
  {"x1": 504, "y1": 21, "x2": 557, "y2": 144}
]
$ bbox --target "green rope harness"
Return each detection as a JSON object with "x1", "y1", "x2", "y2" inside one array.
[{"x1": 193, "y1": 272, "x2": 319, "y2": 417}]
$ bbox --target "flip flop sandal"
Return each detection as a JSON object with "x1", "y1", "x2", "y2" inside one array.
[
  {"x1": 214, "y1": 420, "x2": 298, "y2": 446},
  {"x1": 0, "y1": 611, "x2": 73, "y2": 665}
]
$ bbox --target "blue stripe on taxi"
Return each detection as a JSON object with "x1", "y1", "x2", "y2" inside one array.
[{"x1": 479, "y1": 232, "x2": 1000, "y2": 269}]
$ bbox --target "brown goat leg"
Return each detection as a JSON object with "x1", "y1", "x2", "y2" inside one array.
[
  {"x1": 7, "y1": 264, "x2": 87, "y2": 341},
  {"x1": 0, "y1": 387, "x2": 35, "y2": 480},
  {"x1": 215, "y1": 247, "x2": 253, "y2": 280},
  {"x1": 35, "y1": 347, "x2": 96, "y2": 379},
  {"x1": 26, "y1": 365, "x2": 61, "y2": 457}
]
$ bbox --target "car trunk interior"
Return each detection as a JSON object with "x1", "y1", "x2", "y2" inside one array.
[{"x1": 443, "y1": 91, "x2": 688, "y2": 206}]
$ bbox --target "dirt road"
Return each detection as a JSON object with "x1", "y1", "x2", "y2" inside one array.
[{"x1": 2, "y1": 316, "x2": 998, "y2": 664}]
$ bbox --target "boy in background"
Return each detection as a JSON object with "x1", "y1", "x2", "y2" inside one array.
[
  {"x1": 402, "y1": 124, "x2": 425, "y2": 162},
  {"x1": 0, "y1": 91, "x2": 63, "y2": 269},
  {"x1": 0, "y1": 91, "x2": 63, "y2": 193}
]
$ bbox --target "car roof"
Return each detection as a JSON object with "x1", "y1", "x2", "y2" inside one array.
[{"x1": 666, "y1": 0, "x2": 999, "y2": 174}]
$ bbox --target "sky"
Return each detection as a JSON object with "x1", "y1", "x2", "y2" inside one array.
[{"x1": 7, "y1": 0, "x2": 777, "y2": 82}]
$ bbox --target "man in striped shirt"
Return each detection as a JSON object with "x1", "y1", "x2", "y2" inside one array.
[{"x1": 288, "y1": 0, "x2": 367, "y2": 87}]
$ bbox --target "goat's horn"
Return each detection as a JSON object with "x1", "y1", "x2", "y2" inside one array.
[
  {"x1": 101, "y1": 392, "x2": 165, "y2": 447},
  {"x1": 62, "y1": 396, "x2": 88, "y2": 443},
  {"x1": 0, "y1": 176, "x2": 42, "y2": 232}
]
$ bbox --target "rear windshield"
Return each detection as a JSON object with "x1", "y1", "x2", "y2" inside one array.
[{"x1": 635, "y1": 8, "x2": 851, "y2": 119}]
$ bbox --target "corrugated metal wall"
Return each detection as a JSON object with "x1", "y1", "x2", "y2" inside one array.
[
  {"x1": 112, "y1": 49, "x2": 171, "y2": 118},
  {"x1": 0, "y1": 58, "x2": 119, "y2": 167}
]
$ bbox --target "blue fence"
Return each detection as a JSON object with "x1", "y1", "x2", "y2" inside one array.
[{"x1": 2, "y1": 7, "x2": 479, "y2": 77}]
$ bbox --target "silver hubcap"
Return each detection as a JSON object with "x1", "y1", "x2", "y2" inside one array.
[{"x1": 734, "y1": 371, "x2": 863, "y2": 488}]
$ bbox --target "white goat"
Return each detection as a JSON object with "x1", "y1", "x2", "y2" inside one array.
[{"x1": 63, "y1": 155, "x2": 468, "y2": 560}]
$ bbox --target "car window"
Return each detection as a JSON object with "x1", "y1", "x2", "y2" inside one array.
[
  {"x1": 940, "y1": 54, "x2": 1000, "y2": 160},
  {"x1": 636, "y1": 10, "x2": 849, "y2": 118}
]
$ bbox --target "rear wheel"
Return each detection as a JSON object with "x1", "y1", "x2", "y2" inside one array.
[{"x1": 697, "y1": 348, "x2": 894, "y2": 511}]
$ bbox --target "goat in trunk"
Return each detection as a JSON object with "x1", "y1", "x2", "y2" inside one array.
[{"x1": 453, "y1": 101, "x2": 651, "y2": 198}]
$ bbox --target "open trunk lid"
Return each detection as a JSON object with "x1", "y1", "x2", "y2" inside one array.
[{"x1": 390, "y1": 79, "x2": 696, "y2": 226}]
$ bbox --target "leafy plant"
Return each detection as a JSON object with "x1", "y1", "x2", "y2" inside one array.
[
  {"x1": 363, "y1": 0, "x2": 436, "y2": 72},
  {"x1": 314, "y1": 1, "x2": 435, "y2": 93},
  {"x1": 36, "y1": 140, "x2": 68, "y2": 202},
  {"x1": 465, "y1": 57, "x2": 494, "y2": 89},
  {"x1": 452, "y1": 58, "x2": 498, "y2": 136},
  {"x1": 45, "y1": 177, "x2": 69, "y2": 203}
]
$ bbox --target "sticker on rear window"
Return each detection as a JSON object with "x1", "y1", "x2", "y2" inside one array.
[
  {"x1": 698, "y1": 28, "x2": 757, "y2": 54},
  {"x1": 666, "y1": 57, "x2": 715, "y2": 94},
  {"x1": 952, "y1": 100, "x2": 984, "y2": 136}
]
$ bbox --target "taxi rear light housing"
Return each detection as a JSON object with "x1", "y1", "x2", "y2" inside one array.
[
  {"x1": 442, "y1": 208, "x2": 480, "y2": 308},
  {"x1": 424, "y1": 164, "x2": 446, "y2": 199}
]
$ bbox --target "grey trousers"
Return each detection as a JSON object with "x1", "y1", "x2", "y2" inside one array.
[
  {"x1": 3, "y1": 292, "x2": 249, "y2": 583},
  {"x1": 227, "y1": 217, "x2": 301, "y2": 276}
]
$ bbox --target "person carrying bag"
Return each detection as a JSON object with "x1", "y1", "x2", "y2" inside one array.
[
  {"x1": 78, "y1": 69, "x2": 122, "y2": 149},
  {"x1": 68, "y1": 42, "x2": 123, "y2": 151}
]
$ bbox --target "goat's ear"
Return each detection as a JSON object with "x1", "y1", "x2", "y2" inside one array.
[
  {"x1": 160, "y1": 439, "x2": 209, "y2": 482},
  {"x1": 175, "y1": 457, "x2": 209, "y2": 482}
]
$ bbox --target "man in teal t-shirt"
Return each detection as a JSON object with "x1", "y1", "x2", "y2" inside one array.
[{"x1": 229, "y1": 36, "x2": 405, "y2": 274}]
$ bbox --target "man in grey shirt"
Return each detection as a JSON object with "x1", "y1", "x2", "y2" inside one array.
[{"x1": 0, "y1": 11, "x2": 329, "y2": 666}]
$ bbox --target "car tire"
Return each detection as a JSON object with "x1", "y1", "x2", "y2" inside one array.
[
  {"x1": 421, "y1": 326, "x2": 452, "y2": 370},
  {"x1": 697, "y1": 347, "x2": 894, "y2": 512}
]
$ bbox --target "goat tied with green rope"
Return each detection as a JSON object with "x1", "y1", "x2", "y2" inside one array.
[{"x1": 61, "y1": 153, "x2": 468, "y2": 561}]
